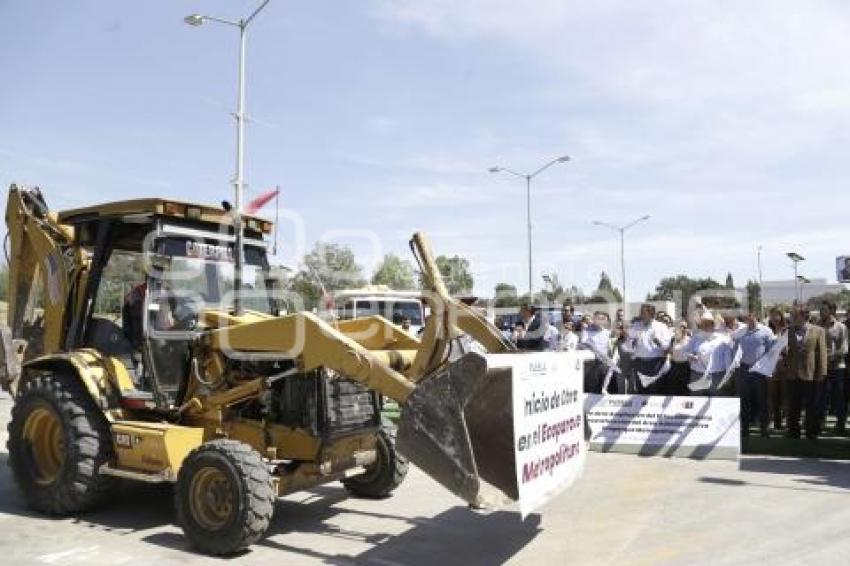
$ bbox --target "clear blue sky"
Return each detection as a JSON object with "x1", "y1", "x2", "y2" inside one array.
[{"x1": 2, "y1": 1, "x2": 849, "y2": 298}]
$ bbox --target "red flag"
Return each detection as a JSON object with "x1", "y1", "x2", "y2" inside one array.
[
  {"x1": 323, "y1": 291, "x2": 335, "y2": 312},
  {"x1": 245, "y1": 188, "x2": 279, "y2": 215}
]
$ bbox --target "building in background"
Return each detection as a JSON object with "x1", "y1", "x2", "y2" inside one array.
[{"x1": 760, "y1": 278, "x2": 846, "y2": 305}]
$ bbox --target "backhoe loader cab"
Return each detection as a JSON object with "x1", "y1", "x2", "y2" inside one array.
[
  {"x1": 63, "y1": 203, "x2": 279, "y2": 404},
  {"x1": 2, "y1": 185, "x2": 527, "y2": 556}
]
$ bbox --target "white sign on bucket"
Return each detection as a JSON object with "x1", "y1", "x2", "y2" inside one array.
[{"x1": 489, "y1": 351, "x2": 587, "y2": 518}]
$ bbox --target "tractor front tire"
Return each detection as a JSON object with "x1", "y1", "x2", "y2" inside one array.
[
  {"x1": 7, "y1": 372, "x2": 115, "y2": 515},
  {"x1": 343, "y1": 421, "x2": 408, "y2": 498},
  {"x1": 175, "y1": 439, "x2": 275, "y2": 556}
]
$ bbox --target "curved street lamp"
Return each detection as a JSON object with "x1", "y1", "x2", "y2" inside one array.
[
  {"x1": 592, "y1": 215, "x2": 651, "y2": 318},
  {"x1": 489, "y1": 155, "x2": 571, "y2": 299}
]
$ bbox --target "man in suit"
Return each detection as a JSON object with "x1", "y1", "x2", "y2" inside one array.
[
  {"x1": 785, "y1": 305, "x2": 829, "y2": 439},
  {"x1": 516, "y1": 304, "x2": 548, "y2": 351}
]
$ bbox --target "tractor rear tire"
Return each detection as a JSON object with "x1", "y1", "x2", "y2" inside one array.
[
  {"x1": 343, "y1": 420, "x2": 408, "y2": 498},
  {"x1": 175, "y1": 439, "x2": 275, "y2": 556},
  {"x1": 7, "y1": 372, "x2": 115, "y2": 515}
]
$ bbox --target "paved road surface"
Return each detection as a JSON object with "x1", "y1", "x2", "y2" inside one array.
[{"x1": 1, "y1": 392, "x2": 848, "y2": 566}]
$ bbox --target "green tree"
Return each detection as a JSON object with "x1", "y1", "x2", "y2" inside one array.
[
  {"x1": 371, "y1": 254, "x2": 416, "y2": 290},
  {"x1": 745, "y1": 280, "x2": 762, "y2": 315},
  {"x1": 288, "y1": 242, "x2": 365, "y2": 311},
  {"x1": 588, "y1": 271, "x2": 623, "y2": 304},
  {"x1": 493, "y1": 282, "x2": 519, "y2": 308},
  {"x1": 649, "y1": 275, "x2": 724, "y2": 317},
  {"x1": 806, "y1": 289, "x2": 850, "y2": 311},
  {"x1": 420, "y1": 255, "x2": 473, "y2": 295}
]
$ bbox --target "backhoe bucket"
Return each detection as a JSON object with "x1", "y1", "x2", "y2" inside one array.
[{"x1": 397, "y1": 352, "x2": 518, "y2": 508}]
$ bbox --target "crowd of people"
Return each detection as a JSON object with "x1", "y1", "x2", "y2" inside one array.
[{"x1": 506, "y1": 301, "x2": 849, "y2": 440}]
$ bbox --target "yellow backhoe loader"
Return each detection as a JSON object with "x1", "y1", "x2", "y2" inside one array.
[{"x1": 0, "y1": 184, "x2": 522, "y2": 555}]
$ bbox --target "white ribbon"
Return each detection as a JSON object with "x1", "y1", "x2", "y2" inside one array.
[
  {"x1": 581, "y1": 340, "x2": 622, "y2": 395},
  {"x1": 715, "y1": 345, "x2": 743, "y2": 391},
  {"x1": 637, "y1": 358, "x2": 671, "y2": 389},
  {"x1": 600, "y1": 347, "x2": 621, "y2": 395},
  {"x1": 750, "y1": 333, "x2": 788, "y2": 378},
  {"x1": 687, "y1": 344, "x2": 742, "y2": 393}
]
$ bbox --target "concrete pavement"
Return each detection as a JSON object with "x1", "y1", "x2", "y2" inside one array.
[{"x1": 1, "y1": 391, "x2": 849, "y2": 566}]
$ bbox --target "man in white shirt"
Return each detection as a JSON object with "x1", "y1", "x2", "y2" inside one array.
[
  {"x1": 734, "y1": 310, "x2": 776, "y2": 436},
  {"x1": 579, "y1": 311, "x2": 613, "y2": 394},
  {"x1": 628, "y1": 303, "x2": 673, "y2": 395}
]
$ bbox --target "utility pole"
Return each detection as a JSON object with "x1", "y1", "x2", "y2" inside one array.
[
  {"x1": 757, "y1": 245, "x2": 763, "y2": 319},
  {"x1": 592, "y1": 216, "x2": 651, "y2": 319},
  {"x1": 787, "y1": 252, "x2": 805, "y2": 305},
  {"x1": 185, "y1": 0, "x2": 272, "y2": 314}
]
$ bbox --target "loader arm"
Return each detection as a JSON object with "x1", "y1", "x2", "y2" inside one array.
[
  {"x1": 204, "y1": 311, "x2": 416, "y2": 404},
  {"x1": 407, "y1": 232, "x2": 514, "y2": 380}
]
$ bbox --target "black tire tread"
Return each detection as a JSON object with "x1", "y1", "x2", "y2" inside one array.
[
  {"x1": 175, "y1": 439, "x2": 274, "y2": 556},
  {"x1": 7, "y1": 373, "x2": 115, "y2": 515},
  {"x1": 343, "y1": 420, "x2": 408, "y2": 498}
]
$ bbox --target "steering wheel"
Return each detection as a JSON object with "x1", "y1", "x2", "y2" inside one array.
[{"x1": 171, "y1": 299, "x2": 199, "y2": 331}]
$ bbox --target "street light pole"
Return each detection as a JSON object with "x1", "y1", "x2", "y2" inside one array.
[
  {"x1": 787, "y1": 252, "x2": 805, "y2": 305},
  {"x1": 185, "y1": 0, "x2": 271, "y2": 315},
  {"x1": 593, "y1": 216, "x2": 651, "y2": 319},
  {"x1": 526, "y1": 174, "x2": 532, "y2": 303},
  {"x1": 757, "y1": 245, "x2": 764, "y2": 319},
  {"x1": 620, "y1": 227, "x2": 626, "y2": 316},
  {"x1": 489, "y1": 155, "x2": 570, "y2": 301},
  {"x1": 797, "y1": 275, "x2": 811, "y2": 304}
]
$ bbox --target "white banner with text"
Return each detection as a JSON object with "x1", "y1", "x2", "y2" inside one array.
[{"x1": 584, "y1": 394, "x2": 740, "y2": 460}]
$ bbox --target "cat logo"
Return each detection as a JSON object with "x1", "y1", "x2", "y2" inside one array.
[{"x1": 115, "y1": 432, "x2": 133, "y2": 449}]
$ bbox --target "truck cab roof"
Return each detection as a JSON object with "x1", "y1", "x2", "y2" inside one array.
[{"x1": 57, "y1": 198, "x2": 272, "y2": 252}]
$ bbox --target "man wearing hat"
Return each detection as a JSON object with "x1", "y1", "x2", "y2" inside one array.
[{"x1": 677, "y1": 309, "x2": 736, "y2": 396}]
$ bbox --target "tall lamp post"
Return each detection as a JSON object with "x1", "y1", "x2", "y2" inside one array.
[
  {"x1": 489, "y1": 155, "x2": 570, "y2": 300},
  {"x1": 787, "y1": 252, "x2": 805, "y2": 304},
  {"x1": 757, "y1": 245, "x2": 764, "y2": 319},
  {"x1": 592, "y1": 216, "x2": 651, "y2": 319},
  {"x1": 185, "y1": 0, "x2": 272, "y2": 314},
  {"x1": 797, "y1": 275, "x2": 811, "y2": 304}
]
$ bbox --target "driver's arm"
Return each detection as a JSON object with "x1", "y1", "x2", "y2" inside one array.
[{"x1": 154, "y1": 288, "x2": 176, "y2": 330}]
